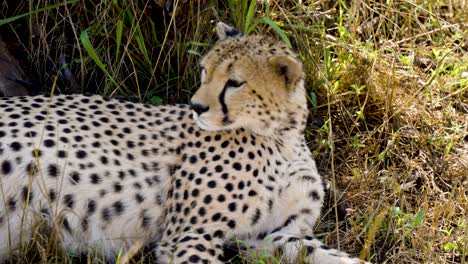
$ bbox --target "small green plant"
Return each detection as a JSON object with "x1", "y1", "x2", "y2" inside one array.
[
  {"x1": 443, "y1": 239, "x2": 464, "y2": 253},
  {"x1": 398, "y1": 54, "x2": 414, "y2": 67},
  {"x1": 391, "y1": 207, "x2": 425, "y2": 234},
  {"x1": 147, "y1": 96, "x2": 163, "y2": 105}
]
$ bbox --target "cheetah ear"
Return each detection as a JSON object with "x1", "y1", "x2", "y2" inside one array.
[
  {"x1": 216, "y1": 22, "x2": 243, "y2": 40},
  {"x1": 268, "y1": 55, "x2": 303, "y2": 91}
]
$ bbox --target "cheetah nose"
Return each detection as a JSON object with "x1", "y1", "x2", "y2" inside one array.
[{"x1": 190, "y1": 103, "x2": 209, "y2": 115}]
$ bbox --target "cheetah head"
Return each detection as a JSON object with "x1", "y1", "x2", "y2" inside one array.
[{"x1": 190, "y1": 22, "x2": 308, "y2": 136}]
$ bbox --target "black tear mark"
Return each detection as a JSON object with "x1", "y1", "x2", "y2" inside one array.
[
  {"x1": 219, "y1": 83, "x2": 229, "y2": 115},
  {"x1": 219, "y1": 79, "x2": 246, "y2": 124}
]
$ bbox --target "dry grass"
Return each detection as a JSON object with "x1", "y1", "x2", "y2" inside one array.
[{"x1": 0, "y1": 0, "x2": 467, "y2": 263}]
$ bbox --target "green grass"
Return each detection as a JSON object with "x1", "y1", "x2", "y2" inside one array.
[{"x1": 0, "y1": 0, "x2": 467, "y2": 263}]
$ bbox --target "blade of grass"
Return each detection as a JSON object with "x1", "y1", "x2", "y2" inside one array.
[
  {"x1": 134, "y1": 24, "x2": 151, "y2": 66},
  {"x1": 244, "y1": 0, "x2": 257, "y2": 33},
  {"x1": 80, "y1": 29, "x2": 119, "y2": 93},
  {"x1": 187, "y1": 41, "x2": 211, "y2": 47},
  {"x1": 262, "y1": 17, "x2": 291, "y2": 48},
  {"x1": 0, "y1": 0, "x2": 79, "y2": 26},
  {"x1": 126, "y1": 7, "x2": 151, "y2": 67},
  {"x1": 246, "y1": 19, "x2": 262, "y2": 34},
  {"x1": 264, "y1": 0, "x2": 270, "y2": 16},
  {"x1": 116, "y1": 20, "x2": 124, "y2": 59}
]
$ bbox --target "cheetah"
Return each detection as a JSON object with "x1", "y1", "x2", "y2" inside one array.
[{"x1": 0, "y1": 22, "x2": 371, "y2": 263}]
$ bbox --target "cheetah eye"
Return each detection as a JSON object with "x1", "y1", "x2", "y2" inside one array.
[
  {"x1": 200, "y1": 67, "x2": 207, "y2": 82},
  {"x1": 225, "y1": 79, "x2": 246, "y2": 89}
]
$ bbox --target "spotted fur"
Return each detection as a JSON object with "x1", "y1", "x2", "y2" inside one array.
[{"x1": 0, "y1": 23, "x2": 370, "y2": 264}]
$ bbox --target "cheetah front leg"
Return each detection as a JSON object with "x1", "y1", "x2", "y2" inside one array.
[{"x1": 239, "y1": 160, "x2": 371, "y2": 264}]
